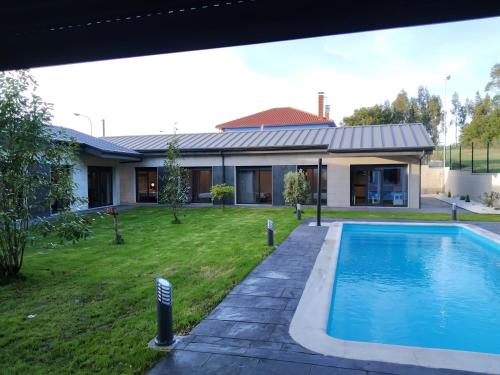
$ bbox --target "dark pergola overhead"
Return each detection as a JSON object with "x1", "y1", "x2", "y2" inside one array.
[{"x1": 2, "y1": 0, "x2": 500, "y2": 70}]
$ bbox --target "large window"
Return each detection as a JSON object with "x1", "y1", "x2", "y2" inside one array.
[
  {"x1": 136, "y1": 168, "x2": 158, "y2": 203},
  {"x1": 187, "y1": 168, "x2": 212, "y2": 203},
  {"x1": 236, "y1": 167, "x2": 272, "y2": 204},
  {"x1": 298, "y1": 165, "x2": 327, "y2": 205},
  {"x1": 88, "y1": 166, "x2": 113, "y2": 208},
  {"x1": 350, "y1": 165, "x2": 408, "y2": 207}
]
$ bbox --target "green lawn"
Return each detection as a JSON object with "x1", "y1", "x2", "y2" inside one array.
[{"x1": 1, "y1": 206, "x2": 498, "y2": 375}]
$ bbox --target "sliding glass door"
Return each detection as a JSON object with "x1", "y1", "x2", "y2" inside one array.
[
  {"x1": 136, "y1": 168, "x2": 158, "y2": 203},
  {"x1": 350, "y1": 165, "x2": 408, "y2": 207},
  {"x1": 298, "y1": 165, "x2": 327, "y2": 205},
  {"x1": 88, "y1": 166, "x2": 113, "y2": 208},
  {"x1": 236, "y1": 167, "x2": 272, "y2": 204},
  {"x1": 187, "y1": 168, "x2": 212, "y2": 203}
]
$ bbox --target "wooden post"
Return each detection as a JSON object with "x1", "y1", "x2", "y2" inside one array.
[{"x1": 316, "y1": 158, "x2": 322, "y2": 227}]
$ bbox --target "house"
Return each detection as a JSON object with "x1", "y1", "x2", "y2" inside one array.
[
  {"x1": 215, "y1": 92, "x2": 336, "y2": 132},
  {"x1": 45, "y1": 122, "x2": 433, "y2": 213}
]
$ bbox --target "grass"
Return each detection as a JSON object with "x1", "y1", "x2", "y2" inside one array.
[{"x1": 1, "y1": 206, "x2": 499, "y2": 375}]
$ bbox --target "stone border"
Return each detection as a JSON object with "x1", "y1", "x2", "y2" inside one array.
[{"x1": 290, "y1": 221, "x2": 500, "y2": 374}]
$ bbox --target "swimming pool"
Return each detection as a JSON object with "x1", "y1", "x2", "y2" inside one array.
[
  {"x1": 289, "y1": 222, "x2": 500, "y2": 373},
  {"x1": 328, "y1": 224, "x2": 500, "y2": 354}
]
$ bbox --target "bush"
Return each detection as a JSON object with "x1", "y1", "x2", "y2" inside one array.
[
  {"x1": 283, "y1": 170, "x2": 309, "y2": 209},
  {"x1": 481, "y1": 192, "x2": 500, "y2": 207},
  {"x1": 447, "y1": 191, "x2": 452, "y2": 198},
  {"x1": 465, "y1": 194, "x2": 470, "y2": 202},
  {"x1": 210, "y1": 183, "x2": 235, "y2": 210},
  {"x1": 39, "y1": 212, "x2": 93, "y2": 244}
]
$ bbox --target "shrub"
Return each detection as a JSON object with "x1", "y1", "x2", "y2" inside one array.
[
  {"x1": 465, "y1": 194, "x2": 470, "y2": 202},
  {"x1": 283, "y1": 170, "x2": 309, "y2": 209},
  {"x1": 481, "y1": 192, "x2": 500, "y2": 208},
  {"x1": 39, "y1": 212, "x2": 93, "y2": 244},
  {"x1": 210, "y1": 183, "x2": 235, "y2": 210},
  {"x1": 447, "y1": 191, "x2": 452, "y2": 198}
]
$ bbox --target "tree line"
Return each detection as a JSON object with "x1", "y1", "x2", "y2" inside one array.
[{"x1": 342, "y1": 63, "x2": 500, "y2": 145}]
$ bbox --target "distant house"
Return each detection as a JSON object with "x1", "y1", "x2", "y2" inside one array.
[{"x1": 215, "y1": 92, "x2": 336, "y2": 132}]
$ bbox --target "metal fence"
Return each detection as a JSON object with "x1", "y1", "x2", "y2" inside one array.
[{"x1": 429, "y1": 141, "x2": 500, "y2": 173}]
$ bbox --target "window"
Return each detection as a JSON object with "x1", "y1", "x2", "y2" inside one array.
[
  {"x1": 236, "y1": 167, "x2": 272, "y2": 204},
  {"x1": 298, "y1": 165, "x2": 327, "y2": 205},
  {"x1": 136, "y1": 168, "x2": 158, "y2": 203},
  {"x1": 88, "y1": 166, "x2": 113, "y2": 208},
  {"x1": 186, "y1": 168, "x2": 212, "y2": 203},
  {"x1": 350, "y1": 165, "x2": 408, "y2": 207}
]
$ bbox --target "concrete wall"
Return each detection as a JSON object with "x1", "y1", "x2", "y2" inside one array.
[
  {"x1": 117, "y1": 152, "x2": 422, "y2": 209},
  {"x1": 444, "y1": 169, "x2": 500, "y2": 200},
  {"x1": 421, "y1": 165, "x2": 445, "y2": 194},
  {"x1": 72, "y1": 152, "x2": 121, "y2": 210}
]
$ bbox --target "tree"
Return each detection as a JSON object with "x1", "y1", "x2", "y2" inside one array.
[
  {"x1": 210, "y1": 183, "x2": 235, "y2": 210},
  {"x1": 485, "y1": 63, "x2": 500, "y2": 105},
  {"x1": 341, "y1": 86, "x2": 442, "y2": 144},
  {"x1": 0, "y1": 71, "x2": 79, "y2": 279},
  {"x1": 283, "y1": 170, "x2": 309, "y2": 209},
  {"x1": 159, "y1": 140, "x2": 190, "y2": 224},
  {"x1": 450, "y1": 92, "x2": 468, "y2": 144}
]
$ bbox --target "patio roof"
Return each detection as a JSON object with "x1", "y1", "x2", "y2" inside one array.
[{"x1": 102, "y1": 123, "x2": 434, "y2": 154}]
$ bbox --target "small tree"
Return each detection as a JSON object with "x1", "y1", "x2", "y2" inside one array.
[
  {"x1": 210, "y1": 183, "x2": 235, "y2": 210},
  {"x1": 0, "y1": 71, "x2": 80, "y2": 279},
  {"x1": 159, "y1": 140, "x2": 190, "y2": 224},
  {"x1": 106, "y1": 207, "x2": 124, "y2": 244},
  {"x1": 283, "y1": 170, "x2": 309, "y2": 210}
]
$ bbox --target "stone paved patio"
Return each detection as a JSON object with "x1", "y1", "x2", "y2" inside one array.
[{"x1": 148, "y1": 220, "x2": 500, "y2": 375}]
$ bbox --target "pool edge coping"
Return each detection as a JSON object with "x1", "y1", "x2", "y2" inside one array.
[{"x1": 289, "y1": 221, "x2": 500, "y2": 374}]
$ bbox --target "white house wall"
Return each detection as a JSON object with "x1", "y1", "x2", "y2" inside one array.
[
  {"x1": 72, "y1": 152, "x2": 122, "y2": 210},
  {"x1": 118, "y1": 152, "x2": 422, "y2": 209}
]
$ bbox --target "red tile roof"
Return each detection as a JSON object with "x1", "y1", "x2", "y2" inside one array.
[{"x1": 215, "y1": 107, "x2": 335, "y2": 130}]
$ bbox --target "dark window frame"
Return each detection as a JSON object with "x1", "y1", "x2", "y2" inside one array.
[
  {"x1": 185, "y1": 167, "x2": 213, "y2": 203},
  {"x1": 136, "y1": 167, "x2": 158, "y2": 203},
  {"x1": 236, "y1": 166, "x2": 273, "y2": 204},
  {"x1": 297, "y1": 165, "x2": 327, "y2": 206},
  {"x1": 88, "y1": 166, "x2": 113, "y2": 208},
  {"x1": 350, "y1": 164, "x2": 408, "y2": 207}
]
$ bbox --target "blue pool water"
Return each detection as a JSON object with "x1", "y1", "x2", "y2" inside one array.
[{"x1": 327, "y1": 224, "x2": 500, "y2": 354}]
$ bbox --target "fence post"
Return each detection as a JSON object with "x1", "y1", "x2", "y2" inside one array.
[
  {"x1": 471, "y1": 142, "x2": 474, "y2": 173},
  {"x1": 459, "y1": 144, "x2": 462, "y2": 170},
  {"x1": 487, "y1": 142, "x2": 490, "y2": 173}
]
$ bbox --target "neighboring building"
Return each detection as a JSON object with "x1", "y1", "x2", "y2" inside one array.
[
  {"x1": 45, "y1": 123, "x2": 433, "y2": 213},
  {"x1": 215, "y1": 92, "x2": 336, "y2": 132}
]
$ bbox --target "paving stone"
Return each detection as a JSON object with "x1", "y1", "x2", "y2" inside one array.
[
  {"x1": 209, "y1": 306, "x2": 293, "y2": 325},
  {"x1": 241, "y1": 276, "x2": 305, "y2": 289},
  {"x1": 230, "y1": 284, "x2": 285, "y2": 297},
  {"x1": 281, "y1": 287, "x2": 304, "y2": 298},
  {"x1": 219, "y1": 295, "x2": 288, "y2": 310},
  {"x1": 190, "y1": 320, "x2": 236, "y2": 336},
  {"x1": 252, "y1": 359, "x2": 312, "y2": 375},
  {"x1": 185, "y1": 342, "x2": 248, "y2": 356},
  {"x1": 310, "y1": 365, "x2": 367, "y2": 375},
  {"x1": 248, "y1": 340, "x2": 283, "y2": 351},
  {"x1": 147, "y1": 351, "x2": 211, "y2": 375},
  {"x1": 226, "y1": 321, "x2": 277, "y2": 341},
  {"x1": 191, "y1": 336, "x2": 252, "y2": 348},
  {"x1": 285, "y1": 298, "x2": 300, "y2": 311},
  {"x1": 269, "y1": 324, "x2": 297, "y2": 344},
  {"x1": 202, "y1": 354, "x2": 259, "y2": 375},
  {"x1": 282, "y1": 343, "x2": 319, "y2": 355}
]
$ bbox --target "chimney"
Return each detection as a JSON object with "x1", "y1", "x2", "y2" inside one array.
[
  {"x1": 318, "y1": 92, "x2": 325, "y2": 119},
  {"x1": 325, "y1": 104, "x2": 330, "y2": 120}
]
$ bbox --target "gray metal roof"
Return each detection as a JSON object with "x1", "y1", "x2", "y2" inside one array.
[
  {"x1": 49, "y1": 126, "x2": 140, "y2": 157},
  {"x1": 102, "y1": 123, "x2": 433, "y2": 154}
]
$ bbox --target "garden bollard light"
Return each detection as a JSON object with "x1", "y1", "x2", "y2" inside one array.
[
  {"x1": 451, "y1": 203, "x2": 457, "y2": 221},
  {"x1": 296, "y1": 204, "x2": 302, "y2": 220},
  {"x1": 155, "y1": 278, "x2": 174, "y2": 346},
  {"x1": 267, "y1": 219, "x2": 274, "y2": 246}
]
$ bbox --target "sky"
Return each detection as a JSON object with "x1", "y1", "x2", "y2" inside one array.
[{"x1": 31, "y1": 16, "x2": 500, "y2": 140}]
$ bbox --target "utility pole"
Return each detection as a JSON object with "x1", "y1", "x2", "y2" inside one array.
[
  {"x1": 442, "y1": 75, "x2": 450, "y2": 192},
  {"x1": 102, "y1": 119, "x2": 106, "y2": 137}
]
